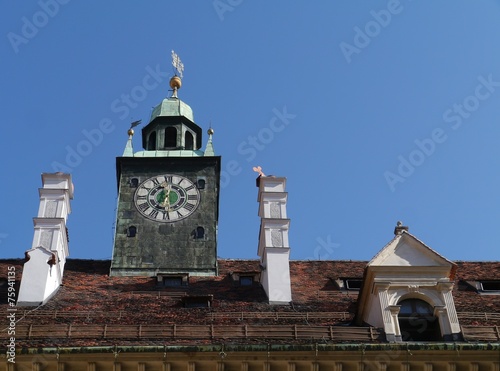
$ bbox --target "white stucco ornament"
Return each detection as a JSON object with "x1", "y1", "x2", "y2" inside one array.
[{"x1": 356, "y1": 225, "x2": 461, "y2": 342}]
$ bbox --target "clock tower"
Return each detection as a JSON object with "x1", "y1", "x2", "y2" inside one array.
[{"x1": 110, "y1": 60, "x2": 220, "y2": 277}]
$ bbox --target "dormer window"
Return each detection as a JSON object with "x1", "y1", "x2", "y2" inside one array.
[
  {"x1": 335, "y1": 278, "x2": 362, "y2": 291},
  {"x1": 230, "y1": 272, "x2": 260, "y2": 286},
  {"x1": 356, "y1": 226, "x2": 462, "y2": 342},
  {"x1": 163, "y1": 276, "x2": 183, "y2": 287},
  {"x1": 182, "y1": 295, "x2": 212, "y2": 308},
  {"x1": 157, "y1": 273, "x2": 189, "y2": 287},
  {"x1": 464, "y1": 280, "x2": 500, "y2": 294},
  {"x1": 345, "y1": 279, "x2": 362, "y2": 290},
  {"x1": 480, "y1": 281, "x2": 500, "y2": 292},
  {"x1": 239, "y1": 276, "x2": 254, "y2": 286}
]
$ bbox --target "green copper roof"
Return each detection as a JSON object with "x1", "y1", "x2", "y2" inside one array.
[{"x1": 150, "y1": 97, "x2": 194, "y2": 122}]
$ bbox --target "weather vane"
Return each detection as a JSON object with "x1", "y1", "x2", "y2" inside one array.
[
  {"x1": 129, "y1": 119, "x2": 141, "y2": 129},
  {"x1": 253, "y1": 166, "x2": 265, "y2": 177},
  {"x1": 171, "y1": 50, "x2": 184, "y2": 78}
]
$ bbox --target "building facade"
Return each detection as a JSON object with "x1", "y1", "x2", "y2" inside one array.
[{"x1": 2, "y1": 70, "x2": 500, "y2": 370}]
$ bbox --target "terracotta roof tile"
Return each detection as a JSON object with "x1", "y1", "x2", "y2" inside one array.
[{"x1": 1, "y1": 258, "x2": 499, "y2": 347}]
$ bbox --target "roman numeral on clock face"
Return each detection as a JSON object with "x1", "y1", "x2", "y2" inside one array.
[
  {"x1": 135, "y1": 174, "x2": 200, "y2": 223},
  {"x1": 183, "y1": 202, "x2": 196, "y2": 212},
  {"x1": 137, "y1": 202, "x2": 149, "y2": 212}
]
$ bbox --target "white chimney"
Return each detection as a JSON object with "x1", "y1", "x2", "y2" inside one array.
[
  {"x1": 17, "y1": 173, "x2": 74, "y2": 306},
  {"x1": 256, "y1": 175, "x2": 292, "y2": 304}
]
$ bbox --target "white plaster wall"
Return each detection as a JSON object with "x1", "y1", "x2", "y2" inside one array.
[
  {"x1": 42, "y1": 176, "x2": 69, "y2": 190},
  {"x1": 365, "y1": 291, "x2": 383, "y2": 328},
  {"x1": 38, "y1": 191, "x2": 71, "y2": 221},
  {"x1": 259, "y1": 178, "x2": 286, "y2": 196},
  {"x1": 17, "y1": 248, "x2": 60, "y2": 306},
  {"x1": 263, "y1": 248, "x2": 292, "y2": 303},
  {"x1": 259, "y1": 194, "x2": 288, "y2": 219},
  {"x1": 258, "y1": 220, "x2": 290, "y2": 257}
]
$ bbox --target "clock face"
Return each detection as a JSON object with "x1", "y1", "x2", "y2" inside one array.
[{"x1": 134, "y1": 174, "x2": 200, "y2": 222}]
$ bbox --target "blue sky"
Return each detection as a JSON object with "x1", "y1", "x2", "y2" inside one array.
[{"x1": 1, "y1": 1, "x2": 500, "y2": 263}]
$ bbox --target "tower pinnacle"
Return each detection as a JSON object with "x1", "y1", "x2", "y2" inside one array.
[
  {"x1": 123, "y1": 120, "x2": 141, "y2": 157},
  {"x1": 204, "y1": 127, "x2": 215, "y2": 156}
]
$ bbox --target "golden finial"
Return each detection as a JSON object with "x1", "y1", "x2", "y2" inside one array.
[
  {"x1": 207, "y1": 127, "x2": 214, "y2": 135},
  {"x1": 169, "y1": 76, "x2": 182, "y2": 91},
  {"x1": 127, "y1": 128, "x2": 134, "y2": 136}
]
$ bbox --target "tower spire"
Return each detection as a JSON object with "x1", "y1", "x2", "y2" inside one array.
[
  {"x1": 122, "y1": 120, "x2": 141, "y2": 157},
  {"x1": 204, "y1": 127, "x2": 215, "y2": 156}
]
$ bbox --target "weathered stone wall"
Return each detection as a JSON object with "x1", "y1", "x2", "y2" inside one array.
[{"x1": 111, "y1": 156, "x2": 221, "y2": 276}]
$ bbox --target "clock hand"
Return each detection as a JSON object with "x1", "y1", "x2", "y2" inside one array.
[{"x1": 161, "y1": 184, "x2": 171, "y2": 210}]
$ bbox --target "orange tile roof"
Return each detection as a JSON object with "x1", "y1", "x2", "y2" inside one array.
[{"x1": 1, "y1": 259, "x2": 499, "y2": 348}]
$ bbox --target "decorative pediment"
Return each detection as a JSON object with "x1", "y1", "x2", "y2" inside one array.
[
  {"x1": 369, "y1": 231, "x2": 454, "y2": 268},
  {"x1": 356, "y1": 224, "x2": 461, "y2": 342}
]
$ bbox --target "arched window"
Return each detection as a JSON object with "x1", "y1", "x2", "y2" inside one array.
[
  {"x1": 185, "y1": 131, "x2": 194, "y2": 150},
  {"x1": 164, "y1": 127, "x2": 177, "y2": 148},
  {"x1": 398, "y1": 298, "x2": 440, "y2": 341},
  {"x1": 147, "y1": 132, "x2": 156, "y2": 150},
  {"x1": 130, "y1": 178, "x2": 139, "y2": 188},
  {"x1": 127, "y1": 226, "x2": 137, "y2": 238}
]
